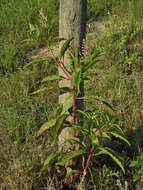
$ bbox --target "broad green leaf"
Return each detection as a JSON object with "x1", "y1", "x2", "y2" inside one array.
[
  {"x1": 56, "y1": 150, "x2": 85, "y2": 166},
  {"x1": 36, "y1": 119, "x2": 56, "y2": 137},
  {"x1": 61, "y1": 95, "x2": 73, "y2": 115},
  {"x1": 42, "y1": 75, "x2": 62, "y2": 82},
  {"x1": 73, "y1": 68, "x2": 81, "y2": 94},
  {"x1": 96, "y1": 147, "x2": 125, "y2": 173},
  {"x1": 73, "y1": 56, "x2": 80, "y2": 68},
  {"x1": 60, "y1": 38, "x2": 73, "y2": 58},
  {"x1": 69, "y1": 53, "x2": 80, "y2": 71},
  {"x1": 31, "y1": 86, "x2": 59, "y2": 95},
  {"x1": 44, "y1": 151, "x2": 60, "y2": 167},
  {"x1": 51, "y1": 114, "x2": 68, "y2": 143}
]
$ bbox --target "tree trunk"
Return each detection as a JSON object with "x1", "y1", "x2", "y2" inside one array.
[{"x1": 59, "y1": 0, "x2": 87, "y2": 149}]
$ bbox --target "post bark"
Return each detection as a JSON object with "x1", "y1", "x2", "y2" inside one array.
[{"x1": 59, "y1": 0, "x2": 87, "y2": 149}]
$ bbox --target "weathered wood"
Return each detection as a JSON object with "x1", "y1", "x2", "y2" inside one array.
[{"x1": 59, "y1": 0, "x2": 87, "y2": 148}]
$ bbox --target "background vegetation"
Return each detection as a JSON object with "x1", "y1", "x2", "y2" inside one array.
[{"x1": 0, "y1": 0, "x2": 143, "y2": 189}]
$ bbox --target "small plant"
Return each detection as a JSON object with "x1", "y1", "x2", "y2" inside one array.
[
  {"x1": 102, "y1": 17, "x2": 143, "y2": 73},
  {"x1": 32, "y1": 39, "x2": 130, "y2": 187},
  {"x1": 130, "y1": 151, "x2": 143, "y2": 189},
  {"x1": 87, "y1": 165, "x2": 129, "y2": 190},
  {"x1": 24, "y1": 8, "x2": 56, "y2": 47}
]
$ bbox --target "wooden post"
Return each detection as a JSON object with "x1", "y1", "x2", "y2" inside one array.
[{"x1": 59, "y1": 0, "x2": 87, "y2": 149}]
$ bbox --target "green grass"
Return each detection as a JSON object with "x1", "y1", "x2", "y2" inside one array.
[
  {"x1": 0, "y1": 65, "x2": 58, "y2": 189},
  {"x1": 0, "y1": 0, "x2": 143, "y2": 189},
  {"x1": 0, "y1": 69, "x2": 53, "y2": 143},
  {"x1": 0, "y1": 0, "x2": 58, "y2": 72},
  {"x1": 0, "y1": 0, "x2": 142, "y2": 72},
  {"x1": 88, "y1": 0, "x2": 143, "y2": 19}
]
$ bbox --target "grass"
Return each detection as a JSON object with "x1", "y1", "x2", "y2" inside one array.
[
  {"x1": 0, "y1": 66, "x2": 59, "y2": 189},
  {"x1": 0, "y1": 0, "x2": 58, "y2": 72},
  {"x1": 87, "y1": 15, "x2": 143, "y2": 130},
  {"x1": 0, "y1": 0, "x2": 143, "y2": 189}
]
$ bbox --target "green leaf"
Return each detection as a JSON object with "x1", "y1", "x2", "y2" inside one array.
[
  {"x1": 29, "y1": 23, "x2": 35, "y2": 33},
  {"x1": 108, "y1": 125, "x2": 130, "y2": 145},
  {"x1": 66, "y1": 136, "x2": 87, "y2": 150},
  {"x1": 36, "y1": 119, "x2": 56, "y2": 137},
  {"x1": 84, "y1": 57, "x2": 101, "y2": 72},
  {"x1": 66, "y1": 167, "x2": 78, "y2": 177},
  {"x1": 60, "y1": 38, "x2": 73, "y2": 58},
  {"x1": 77, "y1": 110, "x2": 90, "y2": 120},
  {"x1": 102, "y1": 132, "x2": 111, "y2": 139},
  {"x1": 133, "y1": 175, "x2": 141, "y2": 183},
  {"x1": 96, "y1": 147, "x2": 125, "y2": 173},
  {"x1": 56, "y1": 150, "x2": 85, "y2": 166},
  {"x1": 90, "y1": 132, "x2": 99, "y2": 147},
  {"x1": 22, "y1": 38, "x2": 36, "y2": 44},
  {"x1": 34, "y1": 25, "x2": 40, "y2": 38},
  {"x1": 130, "y1": 160, "x2": 138, "y2": 168},
  {"x1": 73, "y1": 68, "x2": 81, "y2": 95},
  {"x1": 31, "y1": 87, "x2": 49, "y2": 95},
  {"x1": 110, "y1": 124, "x2": 125, "y2": 135},
  {"x1": 42, "y1": 75, "x2": 62, "y2": 82},
  {"x1": 51, "y1": 114, "x2": 68, "y2": 143},
  {"x1": 72, "y1": 124, "x2": 89, "y2": 135},
  {"x1": 31, "y1": 86, "x2": 59, "y2": 95},
  {"x1": 110, "y1": 132, "x2": 130, "y2": 145},
  {"x1": 24, "y1": 58, "x2": 46, "y2": 68},
  {"x1": 44, "y1": 151, "x2": 60, "y2": 167},
  {"x1": 84, "y1": 96, "x2": 113, "y2": 110},
  {"x1": 69, "y1": 53, "x2": 80, "y2": 71},
  {"x1": 59, "y1": 87, "x2": 72, "y2": 93},
  {"x1": 61, "y1": 95, "x2": 73, "y2": 115}
]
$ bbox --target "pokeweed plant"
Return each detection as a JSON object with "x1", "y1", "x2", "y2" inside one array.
[{"x1": 32, "y1": 39, "x2": 130, "y2": 185}]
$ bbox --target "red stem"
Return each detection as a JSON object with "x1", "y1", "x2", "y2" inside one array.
[
  {"x1": 49, "y1": 46, "x2": 71, "y2": 78},
  {"x1": 80, "y1": 147, "x2": 94, "y2": 184}
]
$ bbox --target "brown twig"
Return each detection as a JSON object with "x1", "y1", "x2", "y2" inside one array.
[
  {"x1": 49, "y1": 46, "x2": 71, "y2": 79},
  {"x1": 80, "y1": 147, "x2": 94, "y2": 185}
]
